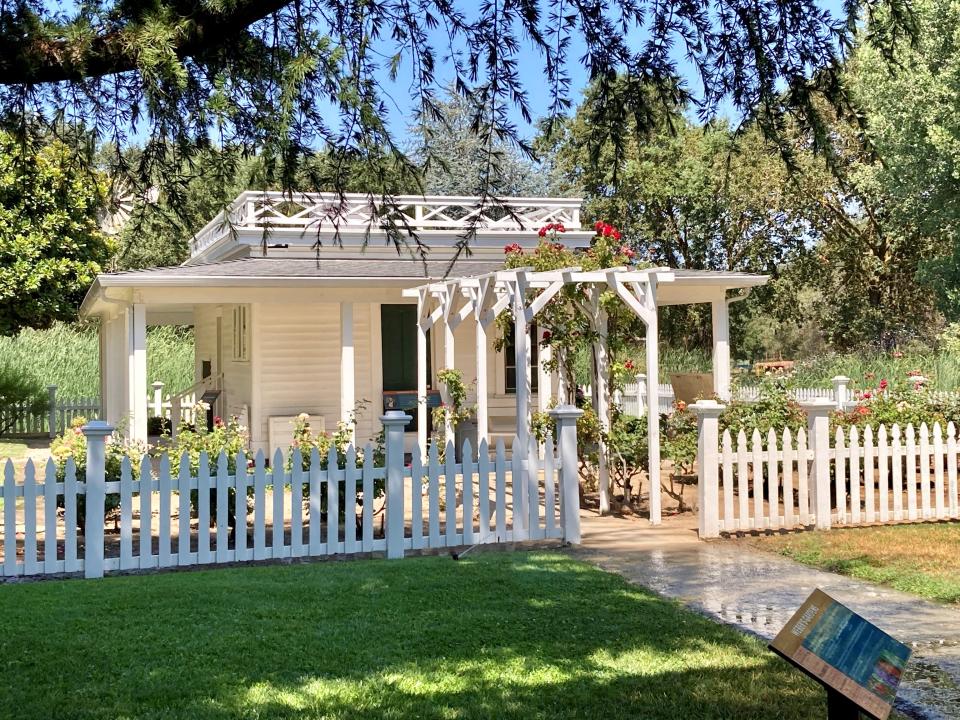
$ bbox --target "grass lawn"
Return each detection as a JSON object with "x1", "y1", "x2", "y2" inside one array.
[
  {"x1": 750, "y1": 522, "x2": 960, "y2": 605},
  {"x1": 0, "y1": 440, "x2": 29, "y2": 460},
  {"x1": 0, "y1": 551, "x2": 824, "y2": 719}
]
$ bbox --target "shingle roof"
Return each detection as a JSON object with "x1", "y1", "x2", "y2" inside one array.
[{"x1": 101, "y1": 256, "x2": 506, "y2": 282}]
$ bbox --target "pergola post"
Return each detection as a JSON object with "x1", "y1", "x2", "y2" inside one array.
[
  {"x1": 340, "y1": 301, "x2": 355, "y2": 440},
  {"x1": 416, "y1": 290, "x2": 430, "y2": 457},
  {"x1": 537, "y1": 326, "x2": 552, "y2": 413},
  {"x1": 593, "y1": 297, "x2": 611, "y2": 515},
  {"x1": 472, "y1": 283, "x2": 491, "y2": 447},
  {"x1": 645, "y1": 284, "x2": 662, "y2": 525},
  {"x1": 442, "y1": 291, "x2": 456, "y2": 446},
  {"x1": 711, "y1": 293, "x2": 731, "y2": 401}
]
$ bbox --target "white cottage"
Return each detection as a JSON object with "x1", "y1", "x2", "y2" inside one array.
[{"x1": 80, "y1": 191, "x2": 767, "y2": 519}]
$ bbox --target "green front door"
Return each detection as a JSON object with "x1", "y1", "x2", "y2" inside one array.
[
  {"x1": 381, "y1": 304, "x2": 419, "y2": 391},
  {"x1": 381, "y1": 304, "x2": 431, "y2": 432}
]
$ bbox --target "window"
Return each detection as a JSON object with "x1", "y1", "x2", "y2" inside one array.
[
  {"x1": 504, "y1": 322, "x2": 538, "y2": 394},
  {"x1": 232, "y1": 305, "x2": 249, "y2": 361}
]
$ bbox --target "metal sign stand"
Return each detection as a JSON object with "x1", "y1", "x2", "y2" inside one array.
[{"x1": 827, "y1": 689, "x2": 862, "y2": 719}]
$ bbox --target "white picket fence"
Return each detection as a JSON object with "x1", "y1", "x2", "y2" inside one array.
[
  {"x1": 618, "y1": 379, "x2": 841, "y2": 417},
  {"x1": 0, "y1": 409, "x2": 582, "y2": 579},
  {"x1": 693, "y1": 399, "x2": 960, "y2": 537}
]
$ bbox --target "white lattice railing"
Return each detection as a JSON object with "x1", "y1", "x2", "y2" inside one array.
[{"x1": 190, "y1": 191, "x2": 585, "y2": 258}]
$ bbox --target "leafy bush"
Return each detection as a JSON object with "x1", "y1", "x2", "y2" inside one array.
[
  {"x1": 168, "y1": 409, "x2": 250, "y2": 527},
  {"x1": 50, "y1": 417, "x2": 144, "y2": 532},
  {"x1": 722, "y1": 376, "x2": 806, "y2": 434},
  {"x1": 0, "y1": 360, "x2": 46, "y2": 435},
  {"x1": 832, "y1": 374, "x2": 960, "y2": 430}
]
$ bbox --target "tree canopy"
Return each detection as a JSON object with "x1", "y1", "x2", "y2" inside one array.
[
  {"x1": 0, "y1": 131, "x2": 110, "y2": 335},
  {"x1": 0, "y1": 0, "x2": 914, "y2": 231}
]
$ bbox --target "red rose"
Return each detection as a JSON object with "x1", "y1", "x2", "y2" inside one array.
[
  {"x1": 557, "y1": 224, "x2": 566, "y2": 233},
  {"x1": 879, "y1": 379, "x2": 888, "y2": 390},
  {"x1": 538, "y1": 228, "x2": 547, "y2": 238},
  {"x1": 862, "y1": 391, "x2": 872, "y2": 399},
  {"x1": 602, "y1": 224, "x2": 613, "y2": 237},
  {"x1": 612, "y1": 229, "x2": 622, "y2": 240},
  {"x1": 594, "y1": 220, "x2": 604, "y2": 231},
  {"x1": 542, "y1": 330, "x2": 552, "y2": 341}
]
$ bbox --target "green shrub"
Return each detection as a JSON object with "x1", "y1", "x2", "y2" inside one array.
[
  {"x1": 0, "y1": 322, "x2": 194, "y2": 399},
  {"x1": 0, "y1": 360, "x2": 46, "y2": 435},
  {"x1": 49, "y1": 417, "x2": 144, "y2": 532},
  {"x1": 832, "y1": 374, "x2": 960, "y2": 430}
]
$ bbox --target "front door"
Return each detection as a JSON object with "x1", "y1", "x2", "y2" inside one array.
[{"x1": 381, "y1": 304, "x2": 429, "y2": 431}]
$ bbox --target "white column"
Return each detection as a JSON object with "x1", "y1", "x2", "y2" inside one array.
[
  {"x1": 416, "y1": 316, "x2": 428, "y2": 457},
  {"x1": 129, "y1": 303, "x2": 147, "y2": 443},
  {"x1": 102, "y1": 313, "x2": 126, "y2": 427},
  {"x1": 550, "y1": 404, "x2": 584, "y2": 544},
  {"x1": 514, "y1": 307, "x2": 530, "y2": 453},
  {"x1": 711, "y1": 296, "x2": 731, "y2": 401},
  {"x1": 646, "y1": 286, "x2": 662, "y2": 525},
  {"x1": 340, "y1": 302, "x2": 355, "y2": 440},
  {"x1": 595, "y1": 307, "x2": 611, "y2": 514},
  {"x1": 443, "y1": 310, "x2": 455, "y2": 445},
  {"x1": 691, "y1": 400, "x2": 725, "y2": 538},
  {"x1": 381, "y1": 410, "x2": 411, "y2": 559},
  {"x1": 475, "y1": 315, "x2": 489, "y2": 446}
]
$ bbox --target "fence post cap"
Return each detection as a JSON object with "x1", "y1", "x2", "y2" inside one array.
[
  {"x1": 151, "y1": 380, "x2": 165, "y2": 389},
  {"x1": 548, "y1": 404, "x2": 583, "y2": 421},
  {"x1": 81, "y1": 420, "x2": 114, "y2": 438},
  {"x1": 634, "y1": 372, "x2": 647, "y2": 382},
  {"x1": 689, "y1": 399, "x2": 726, "y2": 417},
  {"x1": 799, "y1": 398, "x2": 835, "y2": 413},
  {"x1": 47, "y1": 384, "x2": 57, "y2": 391},
  {"x1": 379, "y1": 410, "x2": 412, "y2": 427},
  {"x1": 831, "y1": 375, "x2": 850, "y2": 383}
]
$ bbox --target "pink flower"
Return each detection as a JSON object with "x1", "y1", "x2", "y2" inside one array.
[
  {"x1": 537, "y1": 228, "x2": 547, "y2": 238},
  {"x1": 624, "y1": 360, "x2": 635, "y2": 370},
  {"x1": 879, "y1": 379, "x2": 888, "y2": 390},
  {"x1": 862, "y1": 391, "x2": 872, "y2": 400}
]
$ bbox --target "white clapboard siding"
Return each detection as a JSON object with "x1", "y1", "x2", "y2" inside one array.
[
  {"x1": 1, "y1": 422, "x2": 570, "y2": 579},
  {"x1": 706, "y1": 417, "x2": 960, "y2": 537}
]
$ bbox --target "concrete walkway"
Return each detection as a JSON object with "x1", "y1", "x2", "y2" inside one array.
[{"x1": 569, "y1": 511, "x2": 960, "y2": 720}]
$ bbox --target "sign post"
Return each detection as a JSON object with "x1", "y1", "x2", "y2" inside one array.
[{"x1": 770, "y1": 589, "x2": 911, "y2": 720}]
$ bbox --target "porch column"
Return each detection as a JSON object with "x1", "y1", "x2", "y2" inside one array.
[
  {"x1": 443, "y1": 307, "x2": 455, "y2": 445},
  {"x1": 416, "y1": 310, "x2": 428, "y2": 457},
  {"x1": 128, "y1": 303, "x2": 148, "y2": 443},
  {"x1": 711, "y1": 294, "x2": 731, "y2": 401},
  {"x1": 340, "y1": 302, "x2": 355, "y2": 440},
  {"x1": 646, "y1": 284, "x2": 662, "y2": 525},
  {"x1": 475, "y1": 314, "x2": 489, "y2": 446}
]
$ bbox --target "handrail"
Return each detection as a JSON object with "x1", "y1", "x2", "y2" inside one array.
[{"x1": 190, "y1": 191, "x2": 585, "y2": 259}]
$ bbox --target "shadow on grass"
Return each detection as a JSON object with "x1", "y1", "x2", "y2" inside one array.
[{"x1": 0, "y1": 551, "x2": 824, "y2": 719}]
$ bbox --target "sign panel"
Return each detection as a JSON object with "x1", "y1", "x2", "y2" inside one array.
[{"x1": 770, "y1": 589, "x2": 911, "y2": 720}]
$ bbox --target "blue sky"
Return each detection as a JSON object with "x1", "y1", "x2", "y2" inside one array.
[{"x1": 373, "y1": 0, "x2": 850, "y2": 144}]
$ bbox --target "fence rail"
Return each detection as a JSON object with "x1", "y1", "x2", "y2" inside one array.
[
  {"x1": 0, "y1": 409, "x2": 582, "y2": 579},
  {"x1": 693, "y1": 399, "x2": 960, "y2": 537}
]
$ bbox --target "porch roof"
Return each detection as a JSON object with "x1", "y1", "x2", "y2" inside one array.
[{"x1": 80, "y1": 256, "x2": 507, "y2": 316}]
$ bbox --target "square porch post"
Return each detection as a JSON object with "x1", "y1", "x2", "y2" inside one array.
[
  {"x1": 340, "y1": 302, "x2": 355, "y2": 440},
  {"x1": 128, "y1": 303, "x2": 148, "y2": 443},
  {"x1": 711, "y1": 293, "x2": 732, "y2": 401},
  {"x1": 475, "y1": 311, "x2": 489, "y2": 446},
  {"x1": 645, "y1": 284, "x2": 662, "y2": 525},
  {"x1": 416, "y1": 303, "x2": 429, "y2": 458}
]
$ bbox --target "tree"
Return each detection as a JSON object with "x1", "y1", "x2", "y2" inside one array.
[
  {"x1": 0, "y1": 132, "x2": 111, "y2": 335},
  {"x1": 0, "y1": 0, "x2": 913, "y2": 247},
  {"x1": 413, "y1": 88, "x2": 554, "y2": 197},
  {"x1": 542, "y1": 84, "x2": 826, "y2": 349}
]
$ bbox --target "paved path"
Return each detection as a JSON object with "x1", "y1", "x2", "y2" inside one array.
[{"x1": 569, "y1": 511, "x2": 960, "y2": 720}]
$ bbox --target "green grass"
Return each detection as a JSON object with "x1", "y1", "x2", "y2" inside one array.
[
  {"x1": 0, "y1": 440, "x2": 28, "y2": 459},
  {"x1": 750, "y1": 523, "x2": 960, "y2": 605},
  {"x1": 0, "y1": 321, "x2": 194, "y2": 399},
  {"x1": 0, "y1": 551, "x2": 824, "y2": 720}
]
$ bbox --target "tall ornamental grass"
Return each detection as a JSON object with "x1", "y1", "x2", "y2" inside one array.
[{"x1": 0, "y1": 322, "x2": 194, "y2": 399}]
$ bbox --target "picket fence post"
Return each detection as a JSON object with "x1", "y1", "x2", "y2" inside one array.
[
  {"x1": 549, "y1": 405, "x2": 583, "y2": 544},
  {"x1": 832, "y1": 376, "x2": 850, "y2": 410},
  {"x1": 152, "y1": 381, "x2": 165, "y2": 417},
  {"x1": 47, "y1": 385, "x2": 58, "y2": 438},
  {"x1": 381, "y1": 410, "x2": 411, "y2": 559},
  {"x1": 691, "y1": 400, "x2": 725, "y2": 538},
  {"x1": 801, "y1": 399, "x2": 833, "y2": 530},
  {"x1": 635, "y1": 373, "x2": 647, "y2": 418},
  {"x1": 82, "y1": 420, "x2": 113, "y2": 579}
]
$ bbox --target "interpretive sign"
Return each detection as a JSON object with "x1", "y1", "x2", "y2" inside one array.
[{"x1": 770, "y1": 589, "x2": 911, "y2": 720}]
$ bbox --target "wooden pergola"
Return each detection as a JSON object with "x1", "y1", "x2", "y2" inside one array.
[{"x1": 404, "y1": 265, "x2": 768, "y2": 525}]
